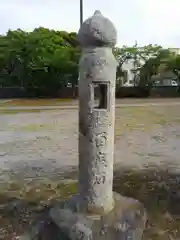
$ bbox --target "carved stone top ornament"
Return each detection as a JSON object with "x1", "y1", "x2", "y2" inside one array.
[{"x1": 77, "y1": 10, "x2": 117, "y2": 47}]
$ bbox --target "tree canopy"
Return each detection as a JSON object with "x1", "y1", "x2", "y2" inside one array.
[
  {"x1": 114, "y1": 44, "x2": 180, "y2": 87},
  {"x1": 0, "y1": 28, "x2": 180, "y2": 97},
  {"x1": 0, "y1": 28, "x2": 80, "y2": 95}
]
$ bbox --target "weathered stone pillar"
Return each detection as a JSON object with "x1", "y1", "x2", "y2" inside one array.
[
  {"x1": 48, "y1": 11, "x2": 147, "y2": 240},
  {"x1": 18, "y1": 10, "x2": 147, "y2": 240},
  {"x1": 78, "y1": 10, "x2": 117, "y2": 214},
  {"x1": 19, "y1": 10, "x2": 147, "y2": 240}
]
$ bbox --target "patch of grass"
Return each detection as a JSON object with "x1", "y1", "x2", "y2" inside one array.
[
  {"x1": 1, "y1": 99, "x2": 74, "y2": 107},
  {"x1": 0, "y1": 180, "x2": 75, "y2": 204},
  {"x1": 115, "y1": 106, "x2": 180, "y2": 135},
  {"x1": 9, "y1": 123, "x2": 55, "y2": 132},
  {"x1": 0, "y1": 178, "x2": 77, "y2": 239},
  {"x1": 113, "y1": 168, "x2": 180, "y2": 240},
  {"x1": 1, "y1": 168, "x2": 180, "y2": 239},
  {"x1": 154, "y1": 119, "x2": 169, "y2": 125},
  {"x1": 174, "y1": 118, "x2": 180, "y2": 124},
  {"x1": 115, "y1": 107, "x2": 157, "y2": 134},
  {"x1": 0, "y1": 109, "x2": 56, "y2": 115}
]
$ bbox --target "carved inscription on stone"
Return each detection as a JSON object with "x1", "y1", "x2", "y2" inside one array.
[
  {"x1": 93, "y1": 174, "x2": 106, "y2": 185},
  {"x1": 97, "y1": 152, "x2": 106, "y2": 163},
  {"x1": 96, "y1": 113, "x2": 101, "y2": 124},
  {"x1": 93, "y1": 119, "x2": 100, "y2": 129},
  {"x1": 94, "y1": 152, "x2": 107, "y2": 168},
  {"x1": 88, "y1": 112, "x2": 101, "y2": 128},
  {"x1": 95, "y1": 132, "x2": 107, "y2": 148}
]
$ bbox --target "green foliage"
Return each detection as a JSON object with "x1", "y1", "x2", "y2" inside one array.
[
  {"x1": 1, "y1": 28, "x2": 180, "y2": 95},
  {"x1": 0, "y1": 28, "x2": 80, "y2": 95}
]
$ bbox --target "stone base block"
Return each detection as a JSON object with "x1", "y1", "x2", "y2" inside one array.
[{"x1": 48, "y1": 192, "x2": 147, "y2": 240}]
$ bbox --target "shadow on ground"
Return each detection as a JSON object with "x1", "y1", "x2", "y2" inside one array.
[{"x1": 1, "y1": 167, "x2": 180, "y2": 239}]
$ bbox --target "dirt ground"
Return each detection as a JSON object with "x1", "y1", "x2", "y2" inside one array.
[
  {"x1": 0, "y1": 99, "x2": 180, "y2": 239},
  {"x1": 0, "y1": 100, "x2": 180, "y2": 179}
]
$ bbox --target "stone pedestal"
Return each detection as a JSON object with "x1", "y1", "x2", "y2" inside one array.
[{"x1": 49, "y1": 192, "x2": 146, "y2": 240}]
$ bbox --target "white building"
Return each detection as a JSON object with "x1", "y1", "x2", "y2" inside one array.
[
  {"x1": 121, "y1": 58, "x2": 145, "y2": 86},
  {"x1": 117, "y1": 45, "x2": 180, "y2": 87},
  {"x1": 168, "y1": 48, "x2": 180, "y2": 55}
]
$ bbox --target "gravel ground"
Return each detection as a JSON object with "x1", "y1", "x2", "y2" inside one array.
[{"x1": 0, "y1": 100, "x2": 180, "y2": 180}]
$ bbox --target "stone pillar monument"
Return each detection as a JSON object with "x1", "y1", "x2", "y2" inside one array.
[
  {"x1": 49, "y1": 11, "x2": 146, "y2": 240},
  {"x1": 78, "y1": 10, "x2": 117, "y2": 215},
  {"x1": 19, "y1": 10, "x2": 147, "y2": 240}
]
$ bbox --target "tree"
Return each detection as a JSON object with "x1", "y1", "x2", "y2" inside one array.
[
  {"x1": 166, "y1": 55, "x2": 180, "y2": 84},
  {"x1": 0, "y1": 27, "x2": 180, "y2": 97},
  {"x1": 0, "y1": 28, "x2": 80, "y2": 96},
  {"x1": 114, "y1": 44, "x2": 164, "y2": 88}
]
